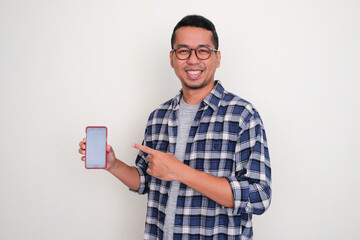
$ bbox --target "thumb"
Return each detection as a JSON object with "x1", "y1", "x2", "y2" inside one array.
[{"x1": 106, "y1": 144, "x2": 112, "y2": 152}]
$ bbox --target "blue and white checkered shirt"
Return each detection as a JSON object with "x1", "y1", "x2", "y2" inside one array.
[{"x1": 133, "y1": 81, "x2": 271, "y2": 240}]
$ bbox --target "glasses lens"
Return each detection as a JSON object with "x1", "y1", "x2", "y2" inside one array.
[
  {"x1": 175, "y1": 47, "x2": 190, "y2": 60},
  {"x1": 196, "y1": 47, "x2": 211, "y2": 60}
]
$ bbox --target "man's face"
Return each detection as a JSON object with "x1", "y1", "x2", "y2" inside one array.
[{"x1": 170, "y1": 26, "x2": 221, "y2": 91}]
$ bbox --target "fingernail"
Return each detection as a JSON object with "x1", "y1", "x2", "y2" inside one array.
[{"x1": 131, "y1": 143, "x2": 136, "y2": 147}]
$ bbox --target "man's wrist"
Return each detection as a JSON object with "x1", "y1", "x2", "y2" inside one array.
[
  {"x1": 174, "y1": 163, "x2": 192, "y2": 183},
  {"x1": 106, "y1": 158, "x2": 120, "y2": 173}
]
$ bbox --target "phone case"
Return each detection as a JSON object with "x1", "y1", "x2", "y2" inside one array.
[{"x1": 85, "y1": 126, "x2": 108, "y2": 169}]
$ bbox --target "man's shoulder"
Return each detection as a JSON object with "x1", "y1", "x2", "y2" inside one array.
[
  {"x1": 211, "y1": 81, "x2": 257, "y2": 115},
  {"x1": 218, "y1": 90, "x2": 266, "y2": 132},
  {"x1": 220, "y1": 89, "x2": 257, "y2": 115},
  {"x1": 147, "y1": 97, "x2": 176, "y2": 120}
]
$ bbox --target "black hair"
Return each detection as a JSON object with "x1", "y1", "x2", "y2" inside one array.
[{"x1": 171, "y1": 15, "x2": 219, "y2": 50}]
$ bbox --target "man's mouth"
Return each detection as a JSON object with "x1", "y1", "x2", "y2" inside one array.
[{"x1": 186, "y1": 70, "x2": 203, "y2": 79}]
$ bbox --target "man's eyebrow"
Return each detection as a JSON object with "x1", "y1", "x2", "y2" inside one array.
[
  {"x1": 174, "y1": 44, "x2": 212, "y2": 48},
  {"x1": 198, "y1": 44, "x2": 211, "y2": 48},
  {"x1": 174, "y1": 44, "x2": 189, "y2": 48}
]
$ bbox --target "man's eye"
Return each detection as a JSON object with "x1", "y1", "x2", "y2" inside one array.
[
  {"x1": 178, "y1": 49, "x2": 190, "y2": 54},
  {"x1": 198, "y1": 48, "x2": 210, "y2": 54}
]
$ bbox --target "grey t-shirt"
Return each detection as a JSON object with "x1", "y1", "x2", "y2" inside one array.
[{"x1": 163, "y1": 97, "x2": 200, "y2": 240}]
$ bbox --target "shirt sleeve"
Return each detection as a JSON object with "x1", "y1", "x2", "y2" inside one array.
[
  {"x1": 225, "y1": 108, "x2": 272, "y2": 216},
  {"x1": 129, "y1": 115, "x2": 153, "y2": 195},
  {"x1": 130, "y1": 149, "x2": 150, "y2": 195}
]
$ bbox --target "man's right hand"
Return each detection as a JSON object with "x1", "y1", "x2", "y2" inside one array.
[
  {"x1": 78, "y1": 138, "x2": 140, "y2": 191},
  {"x1": 78, "y1": 138, "x2": 118, "y2": 170}
]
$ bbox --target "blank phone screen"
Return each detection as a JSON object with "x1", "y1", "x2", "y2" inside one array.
[{"x1": 86, "y1": 127, "x2": 107, "y2": 169}]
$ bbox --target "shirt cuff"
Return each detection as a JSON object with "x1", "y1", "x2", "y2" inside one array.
[
  {"x1": 225, "y1": 176, "x2": 250, "y2": 215},
  {"x1": 129, "y1": 165, "x2": 147, "y2": 194}
]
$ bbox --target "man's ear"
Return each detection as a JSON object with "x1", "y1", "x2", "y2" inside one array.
[
  {"x1": 170, "y1": 50, "x2": 174, "y2": 68},
  {"x1": 216, "y1": 50, "x2": 221, "y2": 68}
]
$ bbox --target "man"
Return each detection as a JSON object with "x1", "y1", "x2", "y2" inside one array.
[{"x1": 79, "y1": 15, "x2": 271, "y2": 240}]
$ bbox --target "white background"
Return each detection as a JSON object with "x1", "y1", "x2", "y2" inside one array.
[{"x1": 1, "y1": 0, "x2": 359, "y2": 239}]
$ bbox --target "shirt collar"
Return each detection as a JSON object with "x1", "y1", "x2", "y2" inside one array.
[
  {"x1": 202, "y1": 80, "x2": 224, "y2": 110},
  {"x1": 172, "y1": 80, "x2": 224, "y2": 111}
]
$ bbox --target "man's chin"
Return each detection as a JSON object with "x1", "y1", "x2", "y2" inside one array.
[
  {"x1": 184, "y1": 82, "x2": 204, "y2": 90},
  {"x1": 182, "y1": 78, "x2": 206, "y2": 89}
]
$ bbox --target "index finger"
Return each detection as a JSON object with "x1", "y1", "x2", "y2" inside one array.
[
  {"x1": 132, "y1": 143, "x2": 157, "y2": 156},
  {"x1": 79, "y1": 138, "x2": 86, "y2": 148}
]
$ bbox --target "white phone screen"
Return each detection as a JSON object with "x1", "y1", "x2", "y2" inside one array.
[{"x1": 86, "y1": 127, "x2": 107, "y2": 169}]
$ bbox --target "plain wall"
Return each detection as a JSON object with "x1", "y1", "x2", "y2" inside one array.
[{"x1": 1, "y1": 0, "x2": 359, "y2": 239}]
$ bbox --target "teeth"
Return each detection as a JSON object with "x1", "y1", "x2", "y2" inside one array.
[{"x1": 187, "y1": 71, "x2": 201, "y2": 74}]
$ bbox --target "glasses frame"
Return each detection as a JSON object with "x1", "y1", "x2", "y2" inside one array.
[{"x1": 171, "y1": 46, "x2": 218, "y2": 60}]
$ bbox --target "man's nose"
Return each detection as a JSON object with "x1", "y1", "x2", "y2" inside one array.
[{"x1": 186, "y1": 49, "x2": 200, "y2": 64}]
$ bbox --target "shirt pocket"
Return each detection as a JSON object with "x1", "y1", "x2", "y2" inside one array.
[{"x1": 202, "y1": 139, "x2": 234, "y2": 177}]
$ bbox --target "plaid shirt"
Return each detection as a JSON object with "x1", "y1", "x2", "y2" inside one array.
[{"x1": 134, "y1": 81, "x2": 271, "y2": 240}]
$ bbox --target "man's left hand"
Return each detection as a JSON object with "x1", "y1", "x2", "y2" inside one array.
[{"x1": 132, "y1": 143, "x2": 184, "y2": 181}]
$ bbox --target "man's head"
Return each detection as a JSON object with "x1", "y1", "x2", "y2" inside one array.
[
  {"x1": 170, "y1": 15, "x2": 221, "y2": 93},
  {"x1": 171, "y1": 15, "x2": 219, "y2": 50}
]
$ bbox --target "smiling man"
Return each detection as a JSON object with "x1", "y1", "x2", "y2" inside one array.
[
  {"x1": 79, "y1": 15, "x2": 271, "y2": 240},
  {"x1": 170, "y1": 26, "x2": 220, "y2": 96}
]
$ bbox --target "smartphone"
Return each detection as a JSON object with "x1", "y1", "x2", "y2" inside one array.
[{"x1": 85, "y1": 126, "x2": 107, "y2": 169}]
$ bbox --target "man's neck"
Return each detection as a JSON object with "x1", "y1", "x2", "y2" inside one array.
[{"x1": 182, "y1": 81, "x2": 215, "y2": 105}]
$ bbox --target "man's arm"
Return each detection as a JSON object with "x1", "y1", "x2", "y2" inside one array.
[
  {"x1": 132, "y1": 144, "x2": 234, "y2": 208},
  {"x1": 226, "y1": 112, "x2": 272, "y2": 215},
  {"x1": 106, "y1": 158, "x2": 140, "y2": 191},
  {"x1": 78, "y1": 138, "x2": 140, "y2": 191},
  {"x1": 177, "y1": 163, "x2": 235, "y2": 208},
  {"x1": 132, "y1": 110, "x2": 272, "y2": 214}
]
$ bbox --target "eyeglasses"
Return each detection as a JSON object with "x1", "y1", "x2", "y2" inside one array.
[{"x1": 172, "y1": 46, "x2": 218, "y2": 60}]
